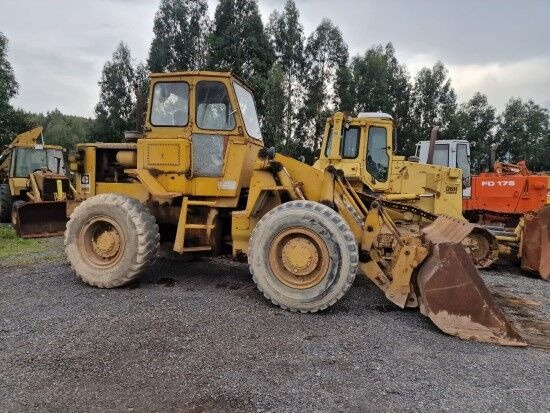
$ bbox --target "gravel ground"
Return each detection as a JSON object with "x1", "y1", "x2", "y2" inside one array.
[{"x1": 1, "y1": 236, "x2": 549, "y2": 412}]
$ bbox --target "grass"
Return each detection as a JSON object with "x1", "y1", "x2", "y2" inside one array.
[{"x1": 0, "y1": 224, "x2": 45, "y2": 260}]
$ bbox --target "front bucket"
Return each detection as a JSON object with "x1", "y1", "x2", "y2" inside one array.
[
  {"x1": 521, "y1": 207, "x2": 550, "y2": 280},
  {"x1": 416, "y1": 242, "x2": 526, "y2": 346},
  {"x1": 14, "y1": 201, "x2": 68, "y2": 238}
]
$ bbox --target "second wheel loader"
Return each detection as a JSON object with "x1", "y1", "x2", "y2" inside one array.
[
  {"x1": 313, "y1": 113, "x2": 499, "y2": 268},
  {"x1": 0, "y1": 127, "x2": 72, "y2": 236},
  {"x1": 64, "y1": 71, "x2": 524, "y2": 346}
]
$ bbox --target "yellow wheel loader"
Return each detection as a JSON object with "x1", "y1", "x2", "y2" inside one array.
[
  {"x1": 0, "y1": 127, "x2": 72, "y2": 236},
  {"x1": 313, "y1": 113, "x2": 499, "y2": 268},
  {"x1": 64, "y1": 71, "x2": 524, "y2": 346}
]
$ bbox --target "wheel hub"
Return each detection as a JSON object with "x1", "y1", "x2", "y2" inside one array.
[
  {"x1": 281, "y1": 237, "x2": 319, "y2": 275},
  {"x1": 269, "y1": 227, "x2": 329, "y2": 289},
  {"x1": 80, "y1": 216, "x2": 125, "y2": 268},
  {"x1": 92, "y1": 227, "x2": 121, "y2": 259}
]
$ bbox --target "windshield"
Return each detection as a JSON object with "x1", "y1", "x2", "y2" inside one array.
[
  {"x1": 13, "y1": 148, "x2": 65, "y2": 177},
  {"x1": 196, "y1": 81, "x2": 235, "y2": 131},
  {"x1": 233, "y1": 81, "x2": 262, "y2": 140},
  {"x1": 150, "y1": 82, "x2": 189, "y2": 126}
]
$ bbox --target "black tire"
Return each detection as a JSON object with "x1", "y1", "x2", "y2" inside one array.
[
  {"x1": 65, "y1": 193, "x2": 160, "y2": 288},
  {"x1": 0, "y1": 184, "x2": 13, "y2": 223},
  {"x1": 248, "y1": 200, "x2": 358, "y2": 313}
]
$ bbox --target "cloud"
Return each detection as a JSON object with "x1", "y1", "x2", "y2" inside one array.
[
  {"x1": 2, "y1": 0, "x2": 549, "y2": 117},
  {"x1": 449, "y1": 58, "x2": 550, "y2": 110}
]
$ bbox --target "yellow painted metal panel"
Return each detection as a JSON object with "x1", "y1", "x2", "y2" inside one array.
[
  {"x1": 95, "y1": 182, "x2": 150, "y2": 203},
  {"x1": 147, "y1": 143, "x2": 181, "y2": 166}
]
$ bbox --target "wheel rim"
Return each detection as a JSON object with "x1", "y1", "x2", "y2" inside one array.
[
  {"x1": 79, "y1": 216, "x2": 125, "y2": 268},
  {"x1": 268, "y1": 227, "x2": 330, "y2": 289}
]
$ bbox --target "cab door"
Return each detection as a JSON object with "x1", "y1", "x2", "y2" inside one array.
[{"x1": 361, "y1": 123, "x2": 393, "y2": 191}]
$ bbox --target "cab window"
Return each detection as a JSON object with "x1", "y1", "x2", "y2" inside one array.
[
  {"x1": 47, "y1": 149, "x2": 65, "y2": 174},
  {"x1": 432, "y1": 144, "x2": 450, "y2": 167},
  {"x1": 366, "y1": 127, "x2": 389, "y2": 182},
  {"x1": 324, "y1": 126, "x2": 359, "y2": 158},
  {"x1": 13, "y1": 148, "x2": 48, "y2": 177},
  {"x1": 234, "y1": 81, "x2": 262, "y2": 140},
  {"x1": 457, "y1": 143, "x2": 470, "y2": 179},
  {"x1": 150, "y1": 82, "x2": 189, "y2": 126},
  {"x1": 342, "y1": 127, "x2": 360, "y2": 158},
  {"x1": 324, "y1": 127, "x2": 334, "y2": 157},
  {"x1": 196, "y1": 81, "x2": 236, "y2": 131}
]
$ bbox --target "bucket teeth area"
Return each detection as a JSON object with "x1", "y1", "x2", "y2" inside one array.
[
  {"x1": 421, "y1": 215, "x2": 473, "y2": 244},
  {"x1": 416, "y1": 242, "x2": 526, "y2": 346}
]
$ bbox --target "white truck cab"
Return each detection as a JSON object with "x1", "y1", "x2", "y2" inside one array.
[{"x1": 415, "y1": 139, "x2": 472, "y2": 197}]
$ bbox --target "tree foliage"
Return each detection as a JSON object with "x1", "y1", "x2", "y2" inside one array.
[
  {"x1": 446, "y1": 93, "x2": 497, "y2": 172},
  {"x1": 0, "y1": 32, "x2": 33, "y2": 146},
  {"x1": 2, "y1": 5, "x2": 549, "y2": 172},
  {"x1": 0, "y1": 33, "x2": 18, "y2": 105},
  {"x1": 147, "y1": 0, "x2": 210, "y2": 72},
  {"x1": 295, "y1": 19, "x2": 348, "y2": 158},
  {"x1": 94, "y1": 42, "x2": 145, "y2": 142},
  {"x1": 266, "y1": 0, "x2": 304, "y2": 148},
  {"x1": 496, "y1": 98, "x2": 550, "y2": 171},
  {"x1": 207, "y1": 0, "x2": 274, "y2": 115},
  {"x1": 27, "y1": 110, "x2": 94, "y2": 149},
  {"x1": 407, "y1": 61, "x2": 457, "y2": 154},
  {"x1": 262, "y1": 63, "x2": 286, "y2": 150},
  {"x1": 338, "y1": 43, "x2": 411, "y2": 151}
]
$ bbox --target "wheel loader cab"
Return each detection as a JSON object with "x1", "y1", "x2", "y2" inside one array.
[
  {"x1": 314, "y1": 112, "x2": 465, "y2": 220},
  {"x1": 138, "y1": 72, "x2": 264, "y2": 202},
  {"x1": 315, "y1": 112, "x2": 394, "y2": 192},
  {"x1": 7, "y1": 145, "x2": 66, "y2": 197}
]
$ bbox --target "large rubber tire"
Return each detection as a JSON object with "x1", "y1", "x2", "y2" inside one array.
[
  {"x1": 65, "y1": 194, "x2": 160, "y2": 288},
  {"x1": 0, "y1": 184, "x2": 13, "y2": 223},
  {"x1": 249, "y1": 200, "x2": 358, "y2": 313}
]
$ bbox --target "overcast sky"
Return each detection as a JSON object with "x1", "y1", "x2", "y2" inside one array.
[{"x1": 1, "y1": 0, "x2": 549, "y2": 118}]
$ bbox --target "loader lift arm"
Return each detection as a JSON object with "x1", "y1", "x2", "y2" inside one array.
[{"x1": 250, "y1": 152, "x2": 525, "y2": 346}]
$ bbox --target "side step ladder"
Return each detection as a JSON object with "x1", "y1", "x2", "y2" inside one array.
[{"x1": 173, "y1": 197, "x2": 216, "y2": 254}]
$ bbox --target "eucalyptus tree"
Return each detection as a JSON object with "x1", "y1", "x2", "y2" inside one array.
[
  {"x1": 267, "y1": 0, "x2": 305, "y2": 145},
  {"x1": 147, "y1": 0, "x2": 210, "y2": 72}
]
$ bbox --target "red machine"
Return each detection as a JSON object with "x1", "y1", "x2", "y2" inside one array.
[
  {"x1": 464, "y1": 161, "x2": 548, "y2": 223},
  {"x1": 463, "y1": 160, "x2": 550, "y2": 280}
]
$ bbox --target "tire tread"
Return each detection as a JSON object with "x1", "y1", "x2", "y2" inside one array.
[
  {"x1": 65, "y1": 194, "x2": 160, "y2": 288},
  {"x1": 248, "y1": 200, "x2": 358, "y2": 313}
]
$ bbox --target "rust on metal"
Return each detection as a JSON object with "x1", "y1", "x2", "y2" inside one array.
[
  {"x1": 416, "y1": 242, "x2": 526, "y2": 346},
  {"x1": 521, "y1": 206, "x2": 550, "y2": 280},
  {"x1": 14, "y1": 201, "x2": 68, "y2": 238},
  {"x1": 422, "y1": 215, "x2": 474, "y2": 244},
  {"x1": 79, "y1": 216, "x2": 126, "y2": 269},
  {"x1": 268, "y1": 226, "x2": 330, "y2": 289},
  {"x1": 422, "y1": 215, "x2": 499, "y2": 268}
]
